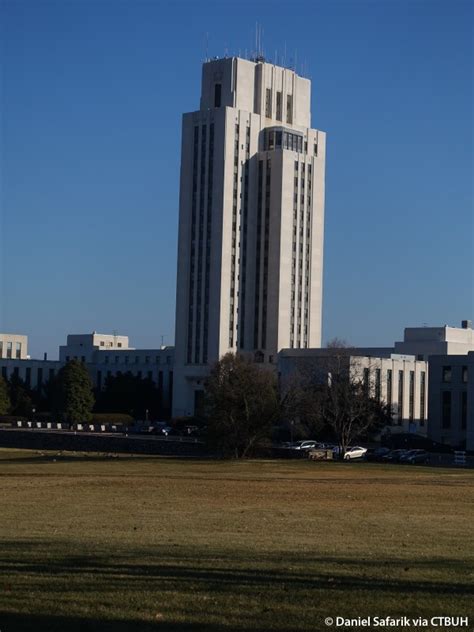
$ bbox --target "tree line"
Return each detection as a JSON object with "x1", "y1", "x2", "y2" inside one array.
[
  {"x1": 1, "y1": 346, "x2": 392, "y2": 457},
  {"x1": 0, "y1": 360, "x2": 167, "y2": 422},
  {"x1": 204, "y1": 348, "x2": 391, "y2": 458}
]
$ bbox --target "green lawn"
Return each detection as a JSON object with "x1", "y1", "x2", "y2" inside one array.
[{"x1": 0, "y1": 449, "x2": 473, "y2": 631}]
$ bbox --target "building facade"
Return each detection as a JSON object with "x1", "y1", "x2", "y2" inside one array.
[
  {"x1": 427, "y1": 352, "x2": 473, "y2": 450},
  {"x1": 0, "y1": 334, "x2": 28, "y2": 360},
  {"x1": 0, "y1": 333, "x2": 174, "y2": 417},
  {"x1": 279, "y1": 349, "x2": 428, "y2": 435},
  {"x1": 173, "y1": 56, "x2": 326, "y2": 416},
  {"x1": 394, "y1": 320, "x2": 474, "y2": 359}
]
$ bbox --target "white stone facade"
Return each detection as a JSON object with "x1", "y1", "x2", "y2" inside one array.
[
  {"x1": 0, "y1": 334, "x2": 28, "y2": 360},
  {"x1": 278, "y1": 350, "x2": 428, "y2": 435},
  {"x1": 394, "y1": 322, "x2": 474, "y2": 358},
  {"x1": 173, "y1": 57, "x2": 326, "y2": 416},
  {"x1": 59, "y1": 332, "x2": 132, "y2": 363}
]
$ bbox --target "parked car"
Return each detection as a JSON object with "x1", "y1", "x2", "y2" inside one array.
[
  {"x1": 366, "y1": 447, "x2": 391, "y2": 462},
  {"x1": 343, "y1": 446, "x2": 368, "y2": 460},
  {"x1": 381, "y1": 449, "x2": 410, "y2": 463},
  {"x1": 150, "y1": 424, "x2": 173, "y2": 436},
  {"x1": 399, "y1": 449, "x2": 430, "y2": 465},
  {"x1": 290, "y1": 440, "x2": 321, "y2": 451}
]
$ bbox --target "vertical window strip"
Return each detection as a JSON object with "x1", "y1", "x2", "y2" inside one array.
[
  {"x1": 398, "y1": 370, "x2": 404, "y2": 424},
  {"x1": 375, "y1": 368, "x2": 381, "y2": 401},
  {"x1": 290, "y1": 160, "x2": 298, "y2": 347},
  {"x1": 387, "y1": 369, "x2": 393, "y2": 411},
  {"x1": 187, "y1": 126, "x2": 199, "y2": 363},
  {"x1": 261, "y1": 159, "x2": 271, "y2": 350},
  {"x1": 202, "y1": 122, "x2": 214, "y2": 364},
  {"x1": 194, "y1": 123, "x2": 207, "y2": 363},
  {"x1": 409, "y1": 370, "x2": 415, "y2": 420},
  {"x1": 297, "y1": 162, "x2": 305, "y2": 347},
  {"x1": 420, "y1": 371, "x2": 426, "y2": 423},
  {"x1": 254, "y1": 160, "x2": 263, "y2": 348},
  {"x1": 239, "y1": 126, "x2": 250, "y2": 349},
  {"x1": 229, "y1": 124, "x2": 239, "y2": 348}
]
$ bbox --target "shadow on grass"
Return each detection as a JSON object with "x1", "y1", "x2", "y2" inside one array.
[
  {"x1": 0, "y1": 540, "x2": 472, "y2": 599},
  {"x1": 0, "y1": 612, "x2": 264, "y2": 632}
]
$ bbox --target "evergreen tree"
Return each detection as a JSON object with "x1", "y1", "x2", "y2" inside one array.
[
  {"x1": 8, "y1": 374, "x2": 33, "y2": 416},
  {"x1": 53, "y1": 360, "x2": 95, "y2": 423},
  {"x1": 0, "y1": 376, "x2": 11, "y2": 415}
]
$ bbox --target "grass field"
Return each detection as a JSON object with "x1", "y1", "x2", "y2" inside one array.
[{"x1": 0, "y1": 448, "x2": 473, "y2": 631}]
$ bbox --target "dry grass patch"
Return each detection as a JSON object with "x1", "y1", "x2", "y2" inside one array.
[{"x1": 0, "y1": 449, "x2": 473, "y2": 631}]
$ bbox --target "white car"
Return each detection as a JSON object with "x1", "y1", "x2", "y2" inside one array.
[
  {"x1": 343, "y1": 446, "x2": 368, "y2": 460},
  {"x1": 291, "y1": 440, "x2": 320, "y2": 451}
]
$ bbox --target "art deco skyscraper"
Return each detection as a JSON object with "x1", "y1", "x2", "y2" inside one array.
[{"x1": 173, "y1": 56, "x2": 326, "y2": 416}]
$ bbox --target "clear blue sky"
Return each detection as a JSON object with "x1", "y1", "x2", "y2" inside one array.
[{"x1": 1, "y1": 0, "x2": 472, "y2": 360}]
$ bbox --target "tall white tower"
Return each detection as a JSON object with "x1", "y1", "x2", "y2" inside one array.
[{"x1": 173, "y1": 56, "x2": 326, "y2": 416}]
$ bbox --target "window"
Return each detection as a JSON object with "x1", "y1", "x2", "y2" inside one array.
[
  {"x1": 265, "y1": 88, "x2": 272, "y2": 118},
  {"x1": 145, "y1": 356, "x2": 150, "y2": 364},
  {"x1": 420, "y1": 371, "x2": 426, "y2": 424},
  {"x1": 104, "y1": 356, "x2": 109, "y2": 364},
  {"x1": 6, "y1": 342, "x2": 12, "y2": 359},
  {"x1": 214, "y1": 83, "x2": 222, "y2": 107},
  {"x1": 462, "y1": 366, "x2": 468, "y2": 383},
  {"x1": 15, "y1": 342, "x2": 21, "y2": 359},
  {"x1": 375, "y1": 369, "x2": 381, "y2": 401},
  {"x1": 286, "y1": 94, "x2": 293, "y2": 124},
  {"x1": 441, "y1": 391, "x2": 451, "y2": 428},
  {"x1": 363, "y1": 368, "x2": 370, "y2": 396},
  {"x1": 100, "y1": 341, "x2": 105, "y2": 347},
  {"x1": 398, "y1": 370, "x2": 404, "y2": 424},
  {"x1": 461, "y1": 391, "x2": 467, "y2": 430},
  {"x1": 442, "y1": 366, "x2": 451, "y2": 383},
  {"x1": 125, "y1": 356, "x2": 129, "y2": 364},
  {"x1": 409, "y1": 371, "x2": 415, "y2": 421},
  {"x1": 276, "y1": 91, "x2": 282, "y2": 120},
  {"x1": 118, "y1": 342, "x2": 122, "y2": 348}
]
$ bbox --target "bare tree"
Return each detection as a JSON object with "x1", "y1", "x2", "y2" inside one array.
[
  {"x1": 204, "y1": 353, "x2": 280, "y2": 458},
  {"x1": 283, "y1": 347, "x2": 391, "y2": 457}
]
